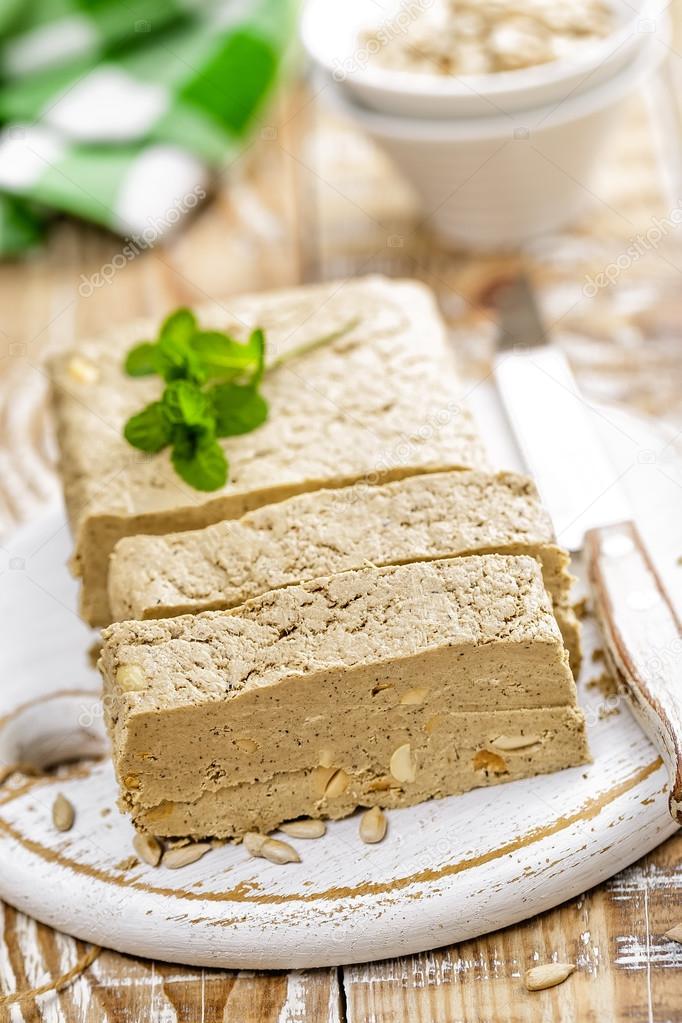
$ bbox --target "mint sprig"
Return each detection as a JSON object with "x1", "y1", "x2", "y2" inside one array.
[
  {"x1": 122, "y1": 309, "x2": 267, "y2": 492},
  {"x1": 122, "y1": 310, "x2": 360, "y2": 492}
]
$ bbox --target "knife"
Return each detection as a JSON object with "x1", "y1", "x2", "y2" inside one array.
[{"x1": 492, "y1": 273, "x2": 682, "y2": 825}]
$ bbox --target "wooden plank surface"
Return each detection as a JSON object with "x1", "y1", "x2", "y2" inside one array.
[{"x1": 1, "y1": 44, "x2": 682, "y2": 1023}]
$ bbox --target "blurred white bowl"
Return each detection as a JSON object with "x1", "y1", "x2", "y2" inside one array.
[
  {"x1": 302, "y1": 0, "x2": 666, "y2": 119},
  {"x1": 321, "y1": 27, "x2": 668, "y2": 251}
]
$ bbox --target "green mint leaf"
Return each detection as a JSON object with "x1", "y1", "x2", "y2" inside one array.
[
  {"x1": 155, "y1": 334, "x2": 191, "y2": 381},
  {"x1": 249, "y1": 328, "x2": 266, "y2": 386},
  {"x1": 123, "y1": 402, "x2": 172, "y2": 453},
  {"x1": 160, "y1": 308, "x2": 197, "y2": 345},
  {"x1": 191, "y1": 331, "x2": 260, "y2": 381},
  {"x1": 171, "y1": 429, "x2": 228, "y2": 491},
  {"x1": 162, "y1": 380, "x2": 215, "y2": 429},
  {"x1": 155, "y1": 334, "x2": 206, "y2": 384},
  {"x1": 122, "y1": 307, "x2": 354, "y2": 493},
  {"x1": 209, "y1": 382, "x2": 269, "y2": 436},
  {"x1": 124, "y1": 341, "x2": 158, "y2": 377}
]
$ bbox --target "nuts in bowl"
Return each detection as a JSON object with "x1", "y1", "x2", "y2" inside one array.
[
  {"x1": 302, "y1": 0, "x2": 660, "y2": 118},
  {"x1": 361, "y1": 0, "x2": 613, "y2": 77}
]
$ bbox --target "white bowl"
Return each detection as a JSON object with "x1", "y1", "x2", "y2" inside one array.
[
  {"x1": 321, "y1": 26, "x2": 668, "y2": 251},
  {"x1": 302, "y1": 0, "x2": 667, "y2": 119}
]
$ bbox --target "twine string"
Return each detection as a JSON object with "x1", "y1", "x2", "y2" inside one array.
[{"x1": 0, "y1": 945, "x2": 101, "y2": 1006}]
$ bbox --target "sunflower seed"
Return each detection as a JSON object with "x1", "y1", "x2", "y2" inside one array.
[
  {"x1": 312, "y1": 765, "x2": 337, "y2": 797},
  {"x1": 359, "y1": 806, "x2": 387, "y2": 844},
  {"x1": 243, "y1": 832, "x2": 301, "y2": 864},
  {"x1": 389, "y1": 744, "x2": 416, "y2": 783},
  {"x1": 161, "y1": 843, "x2": 211, "y2": 869},
  {"x1": 371, "y1": 682, "x2": 393, "y2": 695},
  {"x1": 665, "y1": 924, "x2": 682, "y2": 943},
  {"x1": 116, "y1": 664, "x2": 146, "y2": 692},
  {"x1": 524, "y1": 963, "x2": 575, "y2": 991},
  {"x1": 67, "y1": 356, "x2": 99, "y2": 385},
  {"x1": 133, "y1": 832, "x2": 163, "y2": 867},
  {"x1": 280, "y1": 818, "x2": 326, "y2": 839},
  {"x1": 52, "y1": 793, "x2": 75, "y2": 832},
  {"x1": 492, "y1": 733, "x2": 541, "y2": 751},
  {"x1": 324, "y1": 768, "x2": 350, "y2": 798},
  {"x1": 261, "y1": 838, "x2": 301, "y2": 864},
  {"x1": 243, "y1": 831, "x2": 267, "y2": 856}
]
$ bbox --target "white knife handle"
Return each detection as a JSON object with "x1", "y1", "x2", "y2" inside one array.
[{"x1": 586, "y1": 521, "x2": 682, "y2": 824}]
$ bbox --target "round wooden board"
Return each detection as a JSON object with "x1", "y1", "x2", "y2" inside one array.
[{"x1": 0, "y1": 395, "x2": 680, "y2": 969}]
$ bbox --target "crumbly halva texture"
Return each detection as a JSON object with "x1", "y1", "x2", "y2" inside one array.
[
  {"x1": 133, "y1": 707, "x2": 587, "y2": 837},
  {"x1": 100, "y1": 555, "x2": 588, "y2": 839},
  {"x1": 50, "y1": 276, "x2": 487, "y2": 626},
  {"x1": 108, "y1": 469, "x2": 581, "y2": 672}
]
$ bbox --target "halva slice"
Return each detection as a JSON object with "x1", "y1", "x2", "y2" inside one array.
[{"x1": 100, "y1": 555, "x2": 588, "y2": 839}]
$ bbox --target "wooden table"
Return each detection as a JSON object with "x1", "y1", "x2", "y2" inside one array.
[{"x1": 1, "y1": 44, "x2": 682, "y2": 1023}]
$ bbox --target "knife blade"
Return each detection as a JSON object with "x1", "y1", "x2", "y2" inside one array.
[
  {"x1": 492, "y1": 274, "x2": 630, "y2": 552},
  {"x1": 491, "y1": 272, "x2": 682, "y2": 825}
]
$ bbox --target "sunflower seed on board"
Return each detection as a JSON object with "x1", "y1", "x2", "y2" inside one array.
[
  {"x1": 52, "y1": 793, "x2": 75, "y2": 832},
  {"x1": 280, "y1": 818, "x2": 326, "y2": 839},
  {"x1": 665, "y1": 924, "x2": 682, "y2": 943},
  {"x1": 359, "y1": 806, "x2": 387, "y2": 844},
  {"x1": 261, "y1": 838, "x2": 300, "y2": 865},
  {"x1": 243, "y1": 832, "x2": 301, "y2": 864},
  {"x1": 133, "y1": 832, "x2": 163, "y2": 867},
  {"x1": 161, "y1": 843, "x2": 211, "y2": 869},
  {"x1": 524, "y1": 963, "x2": 575, "y2": 991},
  {"x1": 243, "y1": 832, "x2": 267, "y2": 856}
]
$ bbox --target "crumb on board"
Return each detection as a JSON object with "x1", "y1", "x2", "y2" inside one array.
[
  {"x1": 587, "y1": 671, "x2": 618, "y2": 699},
  {"x1": 598, "y1": 703, "x2": 621, "y2": 720},
  {"x1": 115, "y1": 856, "x2": 139, "y2": 871}
]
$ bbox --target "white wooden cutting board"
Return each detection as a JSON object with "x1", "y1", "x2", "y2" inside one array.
[{"x1": 0, "y1": 394, "x2": 680, "y2": 969}]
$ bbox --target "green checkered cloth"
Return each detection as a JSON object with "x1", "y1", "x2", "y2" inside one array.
[{"x1": 0, "y1": 0, "x2": 298, "y2": 256}]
